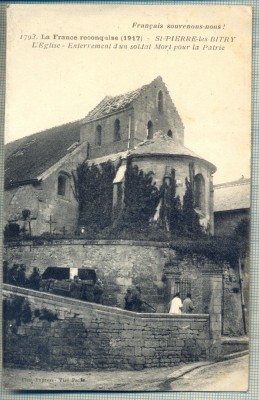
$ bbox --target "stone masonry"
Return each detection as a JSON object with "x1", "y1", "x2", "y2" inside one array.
[
  {"x1": 3, "y1": 284, "x2": 211, "y2": 371},
  {"x1": 3, "y1": 239, "x2": 244, "y2": 337}
]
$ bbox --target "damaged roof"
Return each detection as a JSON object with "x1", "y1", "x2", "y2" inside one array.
[
  {"x1": 4, "y1": 120, "x2": 82, "y2": 188},
  {"x1": 214, "y1": 177, "x2": 250, "y2": 212},
  {"x1": 82, "y1": 77, "x2": 163, "y2": 123}
]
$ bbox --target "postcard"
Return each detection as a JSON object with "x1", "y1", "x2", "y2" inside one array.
[{"x1": 2, "y1": 3, "x2": 252, "y2": 394}]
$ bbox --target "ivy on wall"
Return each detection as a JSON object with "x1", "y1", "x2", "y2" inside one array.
[{"x1": 3, "y1": 296, "x2": 32, "y2": 333}]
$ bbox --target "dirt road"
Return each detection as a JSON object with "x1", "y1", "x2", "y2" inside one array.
[
  {"x1": 2, "y1": 355, "x2": 248, "y2": 392},
  {"x1": 164, "y1": 355, "x2": 248, "y2": 391}
]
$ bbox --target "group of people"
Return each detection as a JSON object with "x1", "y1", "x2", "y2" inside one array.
[
  {"x1": 70, "y1": 275, "x2": 104, "y2": 304},
  {"x1": 169, "y1": 292, "x2": 194, "y2": 314},
  {"x1": 5, "y1": 263, "x2": 42, "y2": 290},
  {"x1": 5, "y1": 263, "x2": 193, "y2": 313},
  {"x1": 124, "y1": 286, "x2": 143, "y2": 312}
]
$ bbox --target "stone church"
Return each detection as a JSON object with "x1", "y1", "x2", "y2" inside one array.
[{"x1": 4, "y1": 76, "x2": 216, "y2": 236}]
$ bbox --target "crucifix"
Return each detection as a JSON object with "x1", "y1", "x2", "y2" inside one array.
[{"x1": 45, "y1": 215, "x2": 56, "y2": 234}]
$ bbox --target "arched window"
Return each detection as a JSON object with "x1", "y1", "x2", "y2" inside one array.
[
  {"x1": 194, "y1": 174, "x2": 205, "y2": 212},
  {"x1": 167, "y1": 129, "x2": 173, "y2": 138},
  {"x1": 158, "y1": 90, "x2": 163, "y2": 113},
  {"x1": 95, "y1": 125, "x2": 102, "y2": 146},
  {"x1": 114, "y1": 119, "x2": 121, "y2": 141},
  {"x1": 147, "y1": 120, "x2": 153, "y2": 139},
  {"x1": 57, "y1": 172, "x2": 70, "y2": 198}
]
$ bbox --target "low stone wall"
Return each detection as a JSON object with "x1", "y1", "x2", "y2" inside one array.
[{"x1": 3, "y1": 284, "x2": 211, "y2": 371}]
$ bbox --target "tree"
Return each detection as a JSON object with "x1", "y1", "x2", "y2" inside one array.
[
  {"x1": 182, "y1": 178, "x2": 202, "y2": 235},
  {"x1": 121, "y1": 160, "x2": 160, "y2": 229},
  {"x1": 76, "y1": 161, "x2": 116, "y2": 230},
  {"x1": 4, "y1": 223, "x2": 20, "y2": 239},
  {"x1": 159, "y1": 169, "x2": 183, "y2": 234}
]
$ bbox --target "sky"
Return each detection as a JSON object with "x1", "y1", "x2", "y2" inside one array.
[{"x1": 5, "y1": 4, "x2": 252, "y2": 184}]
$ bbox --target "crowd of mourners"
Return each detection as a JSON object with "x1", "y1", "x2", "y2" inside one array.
[
  {"x1": 4, "y1": 263, "x2": 42, "y2": 290},
  {"x1": 4, "y1": 263, "x2": 104, "y2": 304},
  {"x1": 4, "y1": 263, "x2": 194, "y2": 314}
]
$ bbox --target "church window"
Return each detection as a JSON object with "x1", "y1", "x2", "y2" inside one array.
[
  {"x1": 57, "y1": 172, "x2": 70, "y2": 198},
  {"x1": 114, "y1": 119, "x2": 121, "y2": 141},
  {"x1": 147, "y1": 120, "x2": 153, "y2": 139},
  {"x1": 95, "y1": 125, "x2": 102, "y2": 146},
  {"x1": 194, "y1": 174, "x2": 205, "y2": 212},
  {"x1": 167, "y1": 129, "x2": 173, "y2": 138},
  {"x1": 158, "y1": 90, "x2": 164, "y2": 113}
]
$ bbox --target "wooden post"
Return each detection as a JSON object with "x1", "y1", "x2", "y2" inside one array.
[{"x1": 238, "y1": 257, "x2": 247, "y2": 335}]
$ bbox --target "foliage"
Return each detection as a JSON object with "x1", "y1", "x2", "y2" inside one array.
[
  {"x1": 34, "y1": 308, "x2": 58, "y2": 322},
  {"x1": 119, "y1": 160, "x2": 160, "y2": 229},
  {"x1": 3, "y1": 296, "x2": 32, "y2": 327},
  {"x1": 182, "y1": 178, "x2": 202, "y2": 235},
  {"x1": 169, "y1": 235, "x2": 242, "y2": 265},
  {"x1": 4, "y1": 223, "x2": 20, "y2": 240},
  {"x1": 76, "y1": 161, "x2": 116, "y2": 229},
  {"x1": 234, "y1": 217, "x2": 250, "y2": 240}
]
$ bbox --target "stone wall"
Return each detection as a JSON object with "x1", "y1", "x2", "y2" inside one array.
[
  {"x1": 4, "y1": 239, "x2": 244, "y2": 337},
  {"x1": 3, "y1": 284, "x2": 211, "y2": 371},
  {"x1": 79, "y1": 76, "x2": 184, "y2": 159},
  {"x1": 132, "y1": 77, "x2": 184, "y2": 145},
  {"x1": 4, "y1": 141, "x2": 89, "y2": 236},
  {"x1": 4, "y1": 240, "x2": 217, "y2": 313},
  {"x1": 222, "y1": 264, "x2": 245, "y2": 336},
  {"x1": 80, "y1": 108, "x2": 133, "y2": 159},
  {"x1": 131, "y1": 156, "x2": 214, "y2": 230},
  {"x1": 214, "y1": 209, "x2": 249, "y2": 236}
]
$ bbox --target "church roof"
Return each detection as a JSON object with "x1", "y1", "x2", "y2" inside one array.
[
  {"x1": 4, "y1": 120, "x2": 81, "y2": 188},
  {"x1": 214, "y1": 177, "x2": 250, "y2": 212},
  {"x1": 128, "y1": 132, "x2": 216, "y2": 173},
  {"x1": 82, "y1": 77, "x2": 161, "y2": 123}
]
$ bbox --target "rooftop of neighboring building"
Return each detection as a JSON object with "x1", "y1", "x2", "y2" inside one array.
[{"x1": 214, "y1": 176, "x2": 250, "y2": 212}]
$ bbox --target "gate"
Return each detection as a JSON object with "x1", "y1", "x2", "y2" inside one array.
[{"x1": 171, "y1": 278, "x2": 191, "y2": 300}]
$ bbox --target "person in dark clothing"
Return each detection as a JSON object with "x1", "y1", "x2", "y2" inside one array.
[
  {"x1": 16, "y1": 264, "x2": 27, "y2": 287},
  {"x1": 124, "y1": 288, "x2": 134, "y2": 310},
  {"x1": 182, "y1": 293, "x2": 194, "y2": 314},
  {"x1": 70, "y1": 276, "x2": 83, "y2": 299},
  {"x1": 7, "y1": 264, "x2": 19, "y2": 285},
  {"x1": 3, "y1": 261, "x2": 8, "y2": 283},
  {"x1": 29, "y1": 267, "x2": 42, "y2": 290},
  {"x1": 81, "y1": 281, "x2": 94, "y2": 302},
  {"x1": 93, "y1": 278, "x2": 104, "y2": 304},
  {"x1": 132, "y1": 286, "x2": 143, "y2": 312}
]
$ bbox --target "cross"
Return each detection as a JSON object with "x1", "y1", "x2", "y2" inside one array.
[{"x1": 45, "y1": 215, "x2": 56, "y2": 234}]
